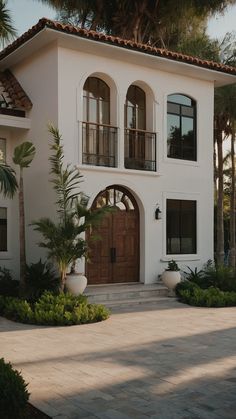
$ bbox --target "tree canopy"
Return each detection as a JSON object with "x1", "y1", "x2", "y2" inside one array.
[{"x1": 39, "y1": 0, "x2": 236, "y2": 49}]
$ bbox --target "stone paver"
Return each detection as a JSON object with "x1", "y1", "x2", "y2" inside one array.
[{"x1": 1, "y1": 300, "x2": 236, "y2": 418}]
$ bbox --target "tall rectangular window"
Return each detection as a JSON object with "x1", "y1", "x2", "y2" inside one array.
[
  {"x1": 0, "y1": 207, "x2": 7, "y2": 251},
  {"x1": 167, "y1": 199, "x2": 196, "y2": 254},
  {"x1": 0, "y1": 138, "x2": 6, "y2": 163},
  {"x1": 167, "y1": 94, "x2": 196, "y2": 161}
]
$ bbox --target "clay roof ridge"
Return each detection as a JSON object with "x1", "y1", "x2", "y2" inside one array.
[
  {"x1": 0, "y1": 69, "x2": 32, "y2": 110},
  {"x1": 0, "y1": 17, "x2": 235, "y2": 76}
]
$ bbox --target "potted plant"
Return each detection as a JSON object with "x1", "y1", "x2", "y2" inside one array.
[
  {"x1": 32, "y1": 126, "x2": 108, "y2": 294},
  {"x1": 161, "y1": 260, "x2": 181, "y2": 292}
]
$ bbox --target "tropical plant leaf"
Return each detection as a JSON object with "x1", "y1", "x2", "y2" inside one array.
[
  {"x1": 13, "y1": 142, "x2": 36, "y2": 168},
  {"x1": 0, "y1": 163, "x2": 18, "y2": 198}
]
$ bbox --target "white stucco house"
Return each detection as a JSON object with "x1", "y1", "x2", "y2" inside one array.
[{"x1": 0, "y1": 18, "x2": 235, "y2": 285}]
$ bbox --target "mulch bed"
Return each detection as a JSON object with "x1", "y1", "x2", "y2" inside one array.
[{"x1": 26, "y1": 403, "x2": 52, "y2": 419}]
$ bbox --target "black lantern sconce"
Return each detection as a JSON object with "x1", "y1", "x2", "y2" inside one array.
[{"x1": 155, "y1": 205, "x2": 162, "y2": 220}]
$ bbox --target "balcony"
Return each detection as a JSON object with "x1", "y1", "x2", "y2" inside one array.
[
  {"x1": 82, "y1": 122, "x2": 117, "y2": 167},
  {"x1": 124, "y1": 129, "x2": 156, "y2": 171}
]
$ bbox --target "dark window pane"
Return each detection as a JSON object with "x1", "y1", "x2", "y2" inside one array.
[
  {"x1": 182, "y1": 106, "x2": 194, "y2": 117},
  {"x1": 83, "y1": 97, "x2": 87, "y2": 122},
  {"x1": 126, "y1": 106, "x2": 135, "y2": 129},
  {"x1": 0, "y1": 207, "x2": 7, "y2": 251},
  {"x1": 167, "y1": 199, "x2": 196, "y2": 254},
  {"x1": 167, "y1": 103, "x2": 180, "y2": 114},
  {"x1": 125, "y1": 85, "x2": 146, "y2": 130},
  {"x1": 89, "y1": 99, "x2": 97, "y2": 123},
  {"x1": 83, "y1": 77, "x2": 110, "y2": 124},
  {"x1": 167, "y1": 114, "x2": 181, "y2": 158},
  {"x1": 168, "y1": 94, "x2": 192, "y2": 106},
  {"x1": 182, "y1": 117, "x2": 193, "y2": 137},
  {"x1": 100, "y1": 100, "x2": 109, "y2": 125},
  {"x1": 137, "y1": 108, "x2": 145, "y2": 130},
  {"x1": 167, "y1": 94, "x2": 196, "y2": 161}
]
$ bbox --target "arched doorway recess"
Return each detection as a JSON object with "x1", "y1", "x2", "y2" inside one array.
[{"x1": 86, "y1": 185, "x2": 140, "y2": 284}]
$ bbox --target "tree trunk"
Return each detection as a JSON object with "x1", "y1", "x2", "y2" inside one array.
[
  {"x1": 19, "y1": 168, "x2": 26, "y2": 293},
  {"x1": 229, "y1": 127, "x2": 235, "y2": 267},
  {"x1": 216, "y1": 125, "x2": 225, "y2": 265}
]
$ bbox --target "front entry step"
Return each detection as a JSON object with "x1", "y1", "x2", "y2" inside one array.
[{"x1": 84, "y1": 283, "x2": 171, "y2": 309}]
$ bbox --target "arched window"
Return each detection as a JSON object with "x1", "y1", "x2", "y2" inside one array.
[
  {"x1": 167, "y1": 94, "x2": 196, "y2": 161},
  {"x1": 82, "y1": 77, "x2": 117, "y2": 167},
  {"x1": 124, "y1": 85, "x2": 155, "y2": 171},
  {"x1": 125, "y1": 85, "x2": 146, "y2": 130},
  {"x1": 83, "y1": 77, "x2": 110, "y2": 125}
]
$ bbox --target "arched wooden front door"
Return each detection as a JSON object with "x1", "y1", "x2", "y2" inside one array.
[{"x1": 86, "y1": 186, "x2": 139, "y2": 284}]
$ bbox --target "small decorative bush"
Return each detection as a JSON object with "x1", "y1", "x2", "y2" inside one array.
[
  {"x1": 166, "y1": 260, "x2": 180, "y2": 271},
  {"x1": 0, "y1": 358, "x2": 29, "y2": 419},
  {"x1": 25, "y1": 260, "x2": 60, "y2": 301},
  {"x1": 0, "y1": 267, "x2": 19, "y2": 297},
  {"x1": 0, "y1": 292, "x2": 110, "y2": 326}
]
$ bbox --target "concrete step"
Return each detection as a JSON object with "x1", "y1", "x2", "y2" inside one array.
[
  {"x1": 96, "y1": 296, "x2": 174, "y2": 309},
  {"x1": 85, "y1": 282, "x2": 169, "y2": 305}
]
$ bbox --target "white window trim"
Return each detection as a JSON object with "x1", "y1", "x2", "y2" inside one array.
[{"x1": 162, "y1": 191, "x2": 201, "y2": 261}]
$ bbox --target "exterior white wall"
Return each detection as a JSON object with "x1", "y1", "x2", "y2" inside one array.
[
  {"x1": 57, "y1": 45, "x2": 214, "y2": 283},
  {"x1": 0, "y1": 41, "x2": 215, "y2": 283},
  {"x1": 0, "y1": 44, "x2": 59, "y2": 277}
]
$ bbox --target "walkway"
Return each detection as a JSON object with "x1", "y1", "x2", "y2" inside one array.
[{"x1": 1, "y1": 300, "x2": 236, "y2": 418}]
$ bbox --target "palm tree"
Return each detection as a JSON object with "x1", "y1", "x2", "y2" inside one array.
[
  {"x1": 13, "y1": 142, "x2": 36, "y2": 291},
  {"x1": 214, "y1": 84, "x2": 236, "y2": 266},
  {"x1": 32, "y1": 126, "x2": 109, "y2": 292},
  {"x1": 0, "y1": 0, "x2": 17, "y2": 47},
  {"x1": 0, "y1": 163, "x2": 18, "y2": 198}
]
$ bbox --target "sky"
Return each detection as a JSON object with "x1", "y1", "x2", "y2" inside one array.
[{"x1": 6, "y1": 0, "x2": 236, "y2": 40}]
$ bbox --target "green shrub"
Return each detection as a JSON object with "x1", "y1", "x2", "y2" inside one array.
[
  {"x1": 0, "y1": 267, "x2": 19, "y2": 297},
  {"x1": 175, "y1": 280, "x2": 199, "y2": 297},
  {"x1": 177, "y1": 283, "x2": 236, "y2": 307},
  {"x1": 0, "y1": 358, "x2": 29, "y2": 419},
  {"x1": 0, "y1": 292, "x2": 110, "y2": 326},
  {"x1": 204, "y1": 263, "x2": 236, "y2": 292},
  {"x1": 3, "y1": 297, "x2": 34, "y2": 323},
  {"x1": 33, "y1": 292, "x2": 109, "y2": 325},
  {"x1": 183, "y1": 266, "x2": 206, "y2": 288},
  {"x1": 25, "y1": 260, "x2": 60, "y2": 301}
]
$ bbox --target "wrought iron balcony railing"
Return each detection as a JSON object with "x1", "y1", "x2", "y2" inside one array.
[
  {"x1": 82, "y1": 122, "x2": 117, "y2": 167},
  {"x1": 124, "y1": 128, "x2": 156, "y2": 171}
]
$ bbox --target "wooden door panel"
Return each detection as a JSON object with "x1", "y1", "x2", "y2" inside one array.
[
  {"x1": 87, "y1": 213, "x2": 112, "y2": 284},
  {"x1": 87, "y1": 187, "x2": 139, "y2": 284},
  {"x1": 112, "y1": 211, "x2": 139, "y2": 283}
]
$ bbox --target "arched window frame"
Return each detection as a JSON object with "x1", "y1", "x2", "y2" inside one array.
[
  {"x1": 125, "y1": 85, "x2": 146, "y2": 131},
  {"x1": 167, "y1": 94, "x2": 197, "y2": 161},
  {"x1": 83, "y1": 77, "x2": 110, "y2": 125},
  {"x1": 82, "y1": 77, "x2": 117, "y2": 168}
]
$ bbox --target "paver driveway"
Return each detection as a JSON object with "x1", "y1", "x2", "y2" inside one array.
[{"x1": 1, "y1": 300, "x2": 236, "y2": 419}]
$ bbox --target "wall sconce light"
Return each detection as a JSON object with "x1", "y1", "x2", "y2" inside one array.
[{"x1": 155, "y1": 205, "x2": 162, "y2": 220}]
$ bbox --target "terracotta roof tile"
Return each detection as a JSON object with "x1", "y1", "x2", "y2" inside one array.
[
  {"x1": 0, "y1": 70, "x2": 32, "y2": 110},
  {"x1": 0, "y1": 18, "x2": 236, "y2": 77}
]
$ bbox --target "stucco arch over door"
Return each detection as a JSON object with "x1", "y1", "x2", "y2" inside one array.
[{"x1": 86, "y1": 185, "x2": 140, "y2": 284}]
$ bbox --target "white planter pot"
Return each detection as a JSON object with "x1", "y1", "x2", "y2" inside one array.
[
  {"x1": 66, "y1": 274, "x2": 87, "y2": 295},
  {"x1": 162, "y1": 271, "x2": 181, "y2": 291}
]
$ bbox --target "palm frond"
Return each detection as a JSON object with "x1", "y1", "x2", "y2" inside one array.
[
  {"x1": 0, "y1": 0, "x2": 17, "y2": 47},
  {"x1": 0, "y1": 162, "x2": 18, "y2": 198}
]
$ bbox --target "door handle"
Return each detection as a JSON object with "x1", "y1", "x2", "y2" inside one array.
[{"x1": 110, "y1": 247, "x2": 116, "y2": 263}]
